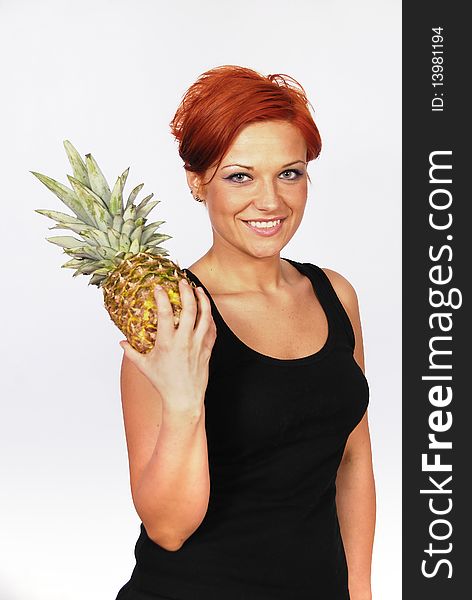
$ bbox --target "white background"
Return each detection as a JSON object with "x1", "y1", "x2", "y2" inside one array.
[{"x1": 1, "y1": 0, "x2": 401, "y2": 598}]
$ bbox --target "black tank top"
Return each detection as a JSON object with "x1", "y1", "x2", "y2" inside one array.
[{"x1": 115, "y1": 258, "x2": 370, "y2": 600}]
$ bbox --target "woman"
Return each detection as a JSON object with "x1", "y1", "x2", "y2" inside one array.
[{"x1": 116, "y1": 65, "x2": 376, "y2": 599}]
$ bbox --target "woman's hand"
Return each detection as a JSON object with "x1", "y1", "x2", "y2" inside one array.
[{"x1": 119, "y1": 278, "x2": 217, "y2": 415}]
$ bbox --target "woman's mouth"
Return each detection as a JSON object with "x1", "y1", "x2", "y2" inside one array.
[{"x1": 242, "y1": 218, "x2": 285, "y2": 236}]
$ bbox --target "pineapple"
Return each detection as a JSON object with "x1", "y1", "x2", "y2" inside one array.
[{"x1": 32, "y1": 140, "x2": 195, "y2": 354}]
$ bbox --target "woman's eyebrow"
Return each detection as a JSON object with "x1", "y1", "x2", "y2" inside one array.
[{"x1": 221, "y1": 160, "x2": 306, "y2": 170}]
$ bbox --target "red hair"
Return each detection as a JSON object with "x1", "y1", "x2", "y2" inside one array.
[{"x1": 169, "y1": 65, "x2": 322, "y2": 185}]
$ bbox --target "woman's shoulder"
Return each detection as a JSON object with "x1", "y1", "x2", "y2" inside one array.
[
  {"x1": 317, "y1": 266, "x2": 359, "y2": 307},
  {"x1": 314, "y1": 264, "x2": 365, "y2": 366},
  {"x1": 285, "y1": 258, "x2": 362, "y2": 328}
]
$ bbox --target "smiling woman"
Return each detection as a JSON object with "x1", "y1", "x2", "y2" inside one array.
[{"x1": 115, "y1": 65, "x2": 375, "y2": 600}]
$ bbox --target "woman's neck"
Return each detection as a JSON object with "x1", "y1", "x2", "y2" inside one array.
[{"x1": 191, "y1": 247, "x2": 296, "y2": 295}]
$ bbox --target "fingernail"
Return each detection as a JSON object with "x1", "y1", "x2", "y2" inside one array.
[
  {"x1": 181, "y1": 279, "x2": 188, "y2": 285},
  {"x1": 155, "y1": 284, "x2": 162, "y2": 290}
]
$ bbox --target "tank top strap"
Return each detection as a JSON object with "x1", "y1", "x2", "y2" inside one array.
[
  {"x1": 283, "y1": 258, "x2": 356, "y2": 352},
  {"x1": 183, "y1": 259, "x2": 356, "y2": 355}
]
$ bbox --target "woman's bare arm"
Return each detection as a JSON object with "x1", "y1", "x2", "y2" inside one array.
[
  {"x1": 119, "y1": 280, "x2": 216, "y2": 551},
  {"x1": 323, "y1": 268, "x2": 376, "y2": 599},
  {"x1": 120, "y1": 355, "x2": 210, "y2": 551},
  {"x1": 336, "y1": 414, "x2": 376, "y2": 599}
]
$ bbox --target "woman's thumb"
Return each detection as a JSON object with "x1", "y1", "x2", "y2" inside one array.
[{"x1": 119, "y1": 339, "x2": 140, "y2": 361}]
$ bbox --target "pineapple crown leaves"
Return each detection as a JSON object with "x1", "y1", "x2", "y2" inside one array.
[{"x1": 32, "y1": 140, "x2": 172, "y2": 288}]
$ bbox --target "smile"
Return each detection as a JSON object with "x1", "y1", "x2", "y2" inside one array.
[{"x1": 242, "y1": 218, "x2": 285, "y2": 236}]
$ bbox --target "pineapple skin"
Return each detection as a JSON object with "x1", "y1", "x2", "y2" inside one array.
[{"x1": 102, "y1": 252, "x2": 196, "y2": 354}]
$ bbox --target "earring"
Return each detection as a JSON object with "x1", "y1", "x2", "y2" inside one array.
[{"x1": 190, "y1": 189, "x2": 205, "y2": 202}]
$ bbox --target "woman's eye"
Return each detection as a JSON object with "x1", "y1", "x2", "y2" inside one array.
[
  {"x1": 225, "y1": 172, "x2": 251, "y2": 183},
  {"x1": 280, "y1": 169, "x2": 304, "y2": 180}
]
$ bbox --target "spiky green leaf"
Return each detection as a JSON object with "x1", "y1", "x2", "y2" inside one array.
[
  {"x1": 87, "y1": 267, "x2": 110, "y2": 276},
  {"x1": 135, "y1": 193, "x2": 154, "y2": 213},
  {"x1": 136, "y1": 200, "x2": 159, "y2": 220},
  {"x1": 64, "y1": 246, "x2": 103, "y2": 260},
  {"x1": 46, "y1": 235, "x2": 87, "y2": 249},
  {"x1": 109, "y1": 175, "x2": 124, "y2": 216},
  {"x1": 146, "y1": 246, "x2": 169, "y2": 256},
  {"x1": 89, "y1": 273, "x2": 106, "y2": 286},
  {"x1": 129, "y1": 238, "x2": 140, "y2": 254},
  {"x1": 81, "y1": 228, "x2": 111, "y2": 248},
  {"x1": 67, "y1": 175, "x2": 111, "y2": 232},
  {"x1": 69, "y1": 258, "x2": 95, "y2": 272},
  {"x1": 96, "y1": 246, "x2": 119, "y2": 260},
  {"x1": 31, "y1": 172, "x2": 94, "y2": 225},
  {"x1": 125, "y1": 183, "x2": 144, "y2": 211},
  {"x1": 121, "y1": 167, "x2": 130, "y2": 190},
  {"x1": 63, "y1": 140, "x2": 90, "y2": 187},
  {"x1": 88, "y1": 259, "x2": 110, "y2": 272},
  {"x1": 35, "y1": 209, "x2": 84, "y2": 225},
  {"x1": 143, "y1": 220, "x2": 165, "y2": 230},
  {"x1": 119, "y1": 232, "x2": 131, "y2": 252},
  {"x1": 61, "y1": 258, "x2": 84, "y2": 269},
  {"x1": 107, "y1": 228, "x2": 121, "y2": 249},
  {"x1": 122, "y1": 204, "x2": 136, "y2": 222},
  {"x1": 130, "y1": 225, "x2": 143, "y2": 244},
  {"x1": 121, "y1": 219, "x2": 135, "y2": 238},
  {"x1": 141, "y1": 222, "x2": 165, "y2": 244},
  {"x1": 72, "y1": 262, "x2": 99, "y2": 277},
  {"x1": 145, "y1": 233, "x2": 172, "y2": 245},
  {"x1": 112, "y1": 215, "x2": 124, "y2": 231},
  {"x1": 85, "y1": 153, "x2": 112, "y2": 207},
  {"x1": 47, "y1": 223, "x2": 95, "y2": 236}
]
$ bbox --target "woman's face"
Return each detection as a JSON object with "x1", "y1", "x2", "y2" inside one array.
[{"x1": 188, "y1": 120, "x2": 309, "y2": 260}]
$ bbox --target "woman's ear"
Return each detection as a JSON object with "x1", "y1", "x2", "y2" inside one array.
[{"x1": 185, "y1": 170, "x2": 204, "y2": 198}]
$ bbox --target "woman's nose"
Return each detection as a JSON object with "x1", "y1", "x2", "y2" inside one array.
[{"x1": 252, "y1": 179, "x2": 283, "y2": 211}]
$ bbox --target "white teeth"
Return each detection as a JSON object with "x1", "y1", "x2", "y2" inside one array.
[{"x1": 247, "y1": 219, "x2": 281, "y2": 229}]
